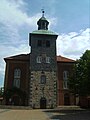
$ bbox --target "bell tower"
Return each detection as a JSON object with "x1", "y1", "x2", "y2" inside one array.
[{"x1": 29, "y1": 11, "x2": 58, "y2": 108}]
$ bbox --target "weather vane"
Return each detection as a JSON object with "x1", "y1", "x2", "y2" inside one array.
[{"x1": 41, "y1": 8, "x2": 45, "y2": 17}]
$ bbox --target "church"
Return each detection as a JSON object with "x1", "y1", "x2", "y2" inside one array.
[{"x1": 4, "y1": 11, "x2": 75, "y2": 108}]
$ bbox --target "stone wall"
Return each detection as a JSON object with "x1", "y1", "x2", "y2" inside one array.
[{"x1": 29, "y1": 71, "x2": 57, "y2": 108}]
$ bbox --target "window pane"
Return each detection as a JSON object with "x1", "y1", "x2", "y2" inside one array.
[
  {"x1": 46, "y1": 57, "x2": 50, "y2": 63},
  {"x1": 63, "y1": 81, "x2": 68, "y2": 89},
  {"x1": 46, "y1": 40, "x2": 50, "y2": 47},
  {"x1": 13, "y1": 78, "x2": 20, "y2": 88},
  {"x1": 63, "y1": 71, "x2": 69, "y2": 80},
  {"x1": 37, "y1": 56, "x2": 42, "y2": 63},
  {"x1": 14, "y1": 69, "x2": 21, "y2": 88},
  {"x1": 14, "y1": 69, "x2": 21, "y2": 78},
  {"x1": 41, "y1": 75, "x2": 46, "y2": 84},
  {"x1": 37, "y1": 40, "x2": 42, "y2": 47}
]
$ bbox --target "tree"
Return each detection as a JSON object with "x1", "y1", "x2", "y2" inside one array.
[{"x1": 69, "y1": 50, "x2": 90, "y2": 96}]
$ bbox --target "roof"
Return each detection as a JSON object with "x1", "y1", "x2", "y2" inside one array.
[
  {"x1": 31, "y1": 30, "x2": 57, "y2": 36},
  {"x1": 37, "y1": 16, "x2": 48, "y2": 23},
  {"x1": 4, "y1": 54, "x2": 75, "y2": 63},
  {"x1": 4, "y1": 54, "x2": 30, "y2": 62},
  {"x1": 57, "y1": 55, "x2": 75, "y2": 63}
]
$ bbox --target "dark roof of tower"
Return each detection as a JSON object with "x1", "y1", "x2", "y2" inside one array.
[
  {"x1": 37, "y1": 10, "x2": 49, "y2": 30},
  {"x1": 39, "y1": 16, "x2": 47, "y2": 20},
  {"x1": 37, "y1": 16, "x2": 49, "y2": 26},
  {"x1": 37, "y1": 16, "x2": 49, "y2": 23},
  {"x1": 31, "y1": 11, "x2": 57, "y2": 36}
]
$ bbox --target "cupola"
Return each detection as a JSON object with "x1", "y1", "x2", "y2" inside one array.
[{"x1": 37, "y1": 10, "x2": 49, "y2": 30}]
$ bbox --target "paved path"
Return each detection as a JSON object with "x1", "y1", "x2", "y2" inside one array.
[
  {"x1": 0, "y1": 109, "x2": 50, "y2": 120},
  {"x1": 0, "y1": 108, "x2": 90, "y2": 120},
  {"x1": 44, "y1": 108, "x2": 90, "y2": 120}
]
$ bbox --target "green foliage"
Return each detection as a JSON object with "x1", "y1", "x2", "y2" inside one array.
[{"x1": 69, "y1": 50, "x2": 90, "y2": 96}]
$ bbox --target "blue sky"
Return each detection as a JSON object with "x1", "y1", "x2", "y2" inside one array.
[{"x1": 0, "y1": 0, "x2": 90, "y2": 87}]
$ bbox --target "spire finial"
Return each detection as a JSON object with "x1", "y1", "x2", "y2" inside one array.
[
  {"x1": 41, "y1": 9, "x2": 45, "y2": 17},
  {"x1": 37, "y1": 9, "x2": 49, "y2": 30}
]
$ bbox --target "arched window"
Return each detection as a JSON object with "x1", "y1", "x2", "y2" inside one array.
[
  {"x1": 13, "y1": 69, "x2": 21, "y2": 88},
  {"x1": 40, "y1": 75, "x2": 46, "y2": 84},
  {"x1": 63, "y1": 71, "x2": 69, "y2": 89},
  {"x1": 46, "y1": 57, "x2": 50, "y2": 63},
  {"x1": 36, "y1": 56, "x2": 42, "y2": 63},
  {"x1": 63, "y1": 81, "x2": 68, "y2": 89},
  {"x1": 63, "y1": 71, "x2": 69, "y2": 80}
]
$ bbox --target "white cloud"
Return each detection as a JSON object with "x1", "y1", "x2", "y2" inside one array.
[
  {"x1": 0, "y1": 0, "x2": 34, "y2": 27},
  {"x1": 57, "y1": 28, "x2": 90, "y2": 59},
  {"x1": 0, "y1": 0, "x2": 89, "y2": 87},
  {"x1": 0, "y1": 0, "x2": 57, "y2": 29},
  {"x1": 0, "y1": 0, "x2": 58, "y2": 87}
]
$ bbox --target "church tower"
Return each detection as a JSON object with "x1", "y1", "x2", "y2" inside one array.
[{"x1": 29, "y1": 11, "x2": 58, "y2": 108}]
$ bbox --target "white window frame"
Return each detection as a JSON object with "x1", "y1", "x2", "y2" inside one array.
[
  {"x1": 46, "y1": 57, "x2": 50, "y2": 63},
  {"x1": 63, "y1": 71, "x2": 69, "y2": 80},
  {"x1": 63, "y1": 71, "x2": 69, "y2": 89},
  {"x1": 40, "y1": 75, "x2": 46, "y2": 84},
  {"x1": 63, "y1": 81, "x2": 68, "y2": 89},
  {"x1": 14, "y1": 69, "x2": 21, "y2": 88},
  {"x1": 36, "y1": 56, "x2": 42, "y2": 63}
]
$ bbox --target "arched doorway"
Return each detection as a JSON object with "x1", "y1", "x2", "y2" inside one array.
[
  {"x1": 40, "y1": 97, "x2": 47, "y2": 109},
  {"x1": 64, "y1": 93, "x2": 70, "y2": 105}
]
